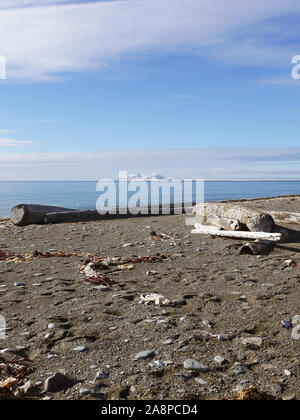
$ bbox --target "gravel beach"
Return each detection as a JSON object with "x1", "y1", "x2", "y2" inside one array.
[{"x1": 0, "y1": 196, "x2": 299, "y2": 400}]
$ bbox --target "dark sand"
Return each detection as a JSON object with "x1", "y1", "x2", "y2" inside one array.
[{"x1": 0, "y1": 196, "x2": 299, "y2": 400}]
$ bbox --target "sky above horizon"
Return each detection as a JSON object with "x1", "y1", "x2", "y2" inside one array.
[{"x1": 0, "y1": 0, "x2": 300, "y2": 181}]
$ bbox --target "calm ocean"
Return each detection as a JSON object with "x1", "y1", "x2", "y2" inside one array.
[{"x1": 0, "y1": 181, "x2": 300, "y2": 217}]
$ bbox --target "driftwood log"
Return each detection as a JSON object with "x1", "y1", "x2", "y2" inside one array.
[
  {"x1": 43, "y1": 210, "x2": 102, "y2": 224},
  {"x1": 193, "y1": 203, "x2": 275, "y2": 232},
  {"x1": 10, "y1": 204, "x2": 74, "y2": 227},
  {"x1": 206, "y1": 215, "x2": 244, "y2": 231},
  {"x1": 268, "y1": 211, "x2": 300, "y2": 225},
  {"x1": 192, "y1": 224, "x2": 282, "y2": 241},
  {"x1": 239, "y1": 240, "x2": 275, "y2": 255}
]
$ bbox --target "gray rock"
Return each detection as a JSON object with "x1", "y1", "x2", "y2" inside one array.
[
  {"x1": 44, "y1": 372, "x2": 75, "y2": 393},
  {"x1": 281, "y1": 321, "x2": 291, "y2": 329},
  {"x1": 134, "y1": 350, "x2": 156, "y2": 361},
  {"x1": 72, "y1": 346, "x2": 87, "y2": 352},
  {"x1": 271, "y1": 384, "x2": 283, "y2": 394},
  {"x1": 79, "y1": 388, "x2": 91, "y2": 395},
  {"x1": 194, "y1": 377, "x2": 207, "y2": 385},
  {"x1": 292, "y1": 324, "x2": 300, "y2": 340},
  {"x1": 214, "y1": 356, "x2": 227, "y2": 365},
  {"x1": 14, "y1": 282, "x2": 25, "y2": 288},
  {"x1": 183, "y1": 359, "x2": 209, "y2": 372},
  {"x1": 292, "y1": 315, "x2": 300, "y2": 326}
]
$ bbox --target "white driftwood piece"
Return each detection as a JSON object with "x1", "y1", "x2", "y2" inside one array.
[
  {"x1": 268, "y1": 211, "x2": 300, "y2": 225},
  {"x1": 192, "y1": 224, "x2": 282, "y2": 241},
  {"x1": 193, "y1": 203, "x2": 275, "y2": 232}
]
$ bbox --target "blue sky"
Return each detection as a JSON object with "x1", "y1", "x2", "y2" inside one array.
[{"x1": 0, "y1": 0, "x2": 300, "y2": 180}]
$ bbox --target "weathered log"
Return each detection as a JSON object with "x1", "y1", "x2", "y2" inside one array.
[
  {"x1": 193, "y1": 203, "x2": 275, "y2": 232},
  {"x1": 192, "y1": 224, "x2": 282, "y2": 241},
  {"x1": 239, "y1": 240, "x2": 274, "y2": 255},
  {"x1": 10, "y1": 204, "x2": 74, "y2": 227},
  {"x1": 44, "y1": 210, "x2": 102, "y2": 224},
  {"x1": 206, "y1": 215, "x2": 244, "y2": 231},
  {"x1": 268, "y1": 211, "x2": 300, "y2": 225}
]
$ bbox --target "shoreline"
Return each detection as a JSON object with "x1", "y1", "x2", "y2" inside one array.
[{"x1": 2, "y1": 194, "x2": 300, "y2": 221}]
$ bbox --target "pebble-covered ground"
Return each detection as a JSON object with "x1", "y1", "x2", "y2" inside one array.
[{"x1": 0, "y1": 196, "x2": 299, "y2": 400}]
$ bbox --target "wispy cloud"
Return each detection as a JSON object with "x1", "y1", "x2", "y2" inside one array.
[
  {"x1": 0, "y1": 0, "x2": 299, "y2": 80},
  {"x1": 0, "y1": 148, "x2": 299, "y2": 180},
  {"x1": 0, "y1": 138, "x2": 34, "y2": 147}
]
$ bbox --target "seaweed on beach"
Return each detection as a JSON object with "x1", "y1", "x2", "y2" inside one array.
[{"x1": 0, "y1": 358, "x2": 34, "y2": 400}]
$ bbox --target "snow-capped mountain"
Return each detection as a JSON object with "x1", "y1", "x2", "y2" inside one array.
[{"x1": 126, "y1": 172, "x2": 178, "y2": 181}]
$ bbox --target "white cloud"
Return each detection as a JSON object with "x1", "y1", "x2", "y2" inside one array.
[
  {"x1": 0, "y1": 0, "x2": 299, "y2": 80},
  {"x1": 0, "y1": 148, "x2": 299, "y2": 180},
  {"x1": 0, "y1": 138, "x2": 34, "y2": 147}
]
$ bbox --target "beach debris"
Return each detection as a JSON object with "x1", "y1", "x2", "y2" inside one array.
[
  {"x1": 0, "y1": 357, "x2": 34, "y2": 400},
  {"x1": 192, "y1": 225, "x2": 282, "y2": 242},
  {"x1": 239, "y1": 240, "x2": 275, "y2": 255},
  {"x1": 140, "y1": 293, "x2": 172, "y2": 306},
  {"x1": 193, "y1": 203, "x2": 275, "y2": 232},
  {"x1": 281, "y1": 259, "x2": 297, "y2": 270},
  {"x1": 0, "y1": 250, "x2": 13, "y2": 262},
  {"x1": 232, "y1": 386, "x2": 265, "y2": 401},
  {"x1": 117, "y1": 264, "x2": 134, "y2": 270},
  {"x1": 79, "y1": 261, "x2": 114, "y2": 287},
  {"x1": 79, "y1": 254, "x2": 167, "y2": 286},
  {"x1": 268, "y1": 211, "x2": 300, "y2": 225},
  {"x1": 10, "y1": 204, "x2": 74, "y2": 227},
  {"x1": 150, "y1": 231, "x2": 172, "y2": 241}
]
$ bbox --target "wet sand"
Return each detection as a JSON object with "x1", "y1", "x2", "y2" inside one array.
[{"x1": 0, "y1": 196, "x2": 299, "y2": 400}]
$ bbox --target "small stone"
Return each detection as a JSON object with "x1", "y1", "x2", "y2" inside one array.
[
  {"x1": 154, "y1": 360, "x2": 165, "y2": 367},
  {"x1": 281, "y1": 321, "x2": 291, "y2": 329},
  {"x1": 123, "y1": 243, "x2": 134, "y2": 248},
  {"x1": 173, "y1": 299, "x2": 187, "y2": 306},
  {"x1": 14, "y1": 282, "x2": 25, "y2": 288},
  {"x1": 44, "y1": 372, "x2": 75, "y2": 393},
  {"x1": 79, "y1": 388, "x2": 91, "y2": 395},
  {"x1": 271, "y1": 384, "x2": 283, "y2": 394},
  {"x1": 47, "y1": 323, "x2": 55, "y2": 329},
  {"x1": 284, "y1": 370, "x2": 292, "y2": 377},
  {"x1": 241, "y1": 337, "x2": 263, "y2": 348},
  {"x1": 94, "y1": 285, "x2": 110, "y2": 291},
  {"x1": 163, "y1": 339, "x2": 173, "y2": 345},
  {"x1": 183, "y1": 359, "x2": 209, "y2": 372},
  {"x1": 44, "y1": 277, "x2": 55, "y2": 282},
  {"x1": 194, "y1": 378, "x2": 207, "y2": 385},
  {"x1": 214, "y1": 356, "x2": 227, "y2": 365},
  {"x1": 72, "y1": 346, "x2": 87, "y2": 352},
  {"x1": 133, "y1": 350, "x2": 156, "y2": 361},
  {"x1": 95, "y1": 369, "x2": 109, "y2": 380}
]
